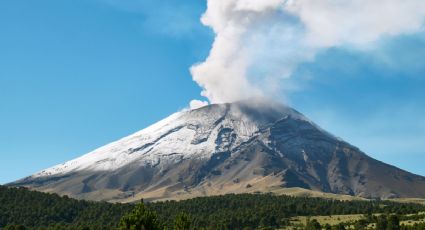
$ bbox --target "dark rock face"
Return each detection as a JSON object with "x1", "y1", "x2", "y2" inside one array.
[{"x1": 10, "y1": 100, "x2": 425, "y2": 201}]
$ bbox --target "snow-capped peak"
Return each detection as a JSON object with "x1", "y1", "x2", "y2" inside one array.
[{"x1": 32, "y1": 100, "x2": 305, "y2": 179}]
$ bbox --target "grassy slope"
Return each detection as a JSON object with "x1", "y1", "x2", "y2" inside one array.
[
  {"x1": 118, "y1": 185, "x2": 368, "y2": 203},
  {"x1": 286, "y1": 213, "x2": 425, "y2": 229}
]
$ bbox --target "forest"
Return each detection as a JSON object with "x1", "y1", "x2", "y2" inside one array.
[{"x1": 1, "y1": 186, "x2": 425, "y2": 230}]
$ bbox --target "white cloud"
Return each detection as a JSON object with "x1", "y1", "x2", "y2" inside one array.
[
  {"x1": 189, "y1": 99, "x2": 209, "y2": 110},
  {"x1": 191, "y1": 0, "x2": 425, "y2": 104},
  {"x1": 286, "y1": 0, "x2": 425, "y2": 47},
  {"x1": 101, "y1": 0, "x2": 203, "y2": 37}
]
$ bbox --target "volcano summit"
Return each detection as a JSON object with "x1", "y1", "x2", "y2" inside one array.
[{"x1": 11, "y1": 100, "x2": 425, "y2": 202}]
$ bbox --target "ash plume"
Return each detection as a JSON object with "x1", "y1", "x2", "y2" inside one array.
[{"x1": 190, "y1": 0, "x2": 425, "y2": 107}]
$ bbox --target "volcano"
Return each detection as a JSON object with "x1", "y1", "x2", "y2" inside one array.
[{"x1": 11, "y1": 99, "x2": 425, "y2": 202}]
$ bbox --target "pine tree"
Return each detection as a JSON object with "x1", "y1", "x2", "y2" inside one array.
[
  {"x1": 118, "y1": 201, "x2": 163, "y2": 230},
  {"x1": 354, "y1": 219, "x2": 368, "y2": 230},
  {"x1": 173, "y1": 213, "x2": 192, "y2": 230},
  {"x1": 387, "y1": 215, "x2": 400, "y2": 230},
  {"x1": 331, "y1": 223, "x2": 346, "y2": 230},
  {"x1": 377, "y1": 215, "x2": 388, "y2": 230},
  {"x1": 305, "y1": 219, "x2": 321, "y2": 230}
]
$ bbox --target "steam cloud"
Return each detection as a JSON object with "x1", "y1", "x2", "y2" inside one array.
[{"x1": 190, "y1": 0, "x2": 425, "y2": 107}]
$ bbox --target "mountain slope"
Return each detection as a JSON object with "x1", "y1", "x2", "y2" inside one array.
[{"x1": 10, "y1": 100, "x2": 425, "y2": 201}]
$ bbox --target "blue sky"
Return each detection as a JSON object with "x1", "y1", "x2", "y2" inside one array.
[{"x1": 1, "y1": 0, "x2": 424, "y2": 184}]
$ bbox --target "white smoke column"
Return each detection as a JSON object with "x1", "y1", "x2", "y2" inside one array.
[
  {"x1": 189, "y1": 99, "x2": 209, "y2": 110},
  {"x1": 190, "y1": 0, "x2": 425, "y2": 106}
]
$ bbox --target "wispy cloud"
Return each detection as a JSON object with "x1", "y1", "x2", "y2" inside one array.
[{"x1": 99, "y1": 0, "x2": 206, "y2": 38}]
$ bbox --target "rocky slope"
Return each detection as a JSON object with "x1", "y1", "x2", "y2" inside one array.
[{"x1": 10, "y1": 99, "x2": 425, "y2": 202}]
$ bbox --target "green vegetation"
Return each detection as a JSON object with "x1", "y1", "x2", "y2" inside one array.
[
  {"x1": 147, "y1": 194, "x2": 425, "y2": 229},
  {"x1": 286, "y1": 213, "x2": 425, "y2": 230},
  {"x1": 173, "y1": 213, "x2": 192, "y2": 230},
  {"x1": 2, "y1": 185, "x2": 425, "y2": 229},
  {"x1": 118, "y1": 202, "x2": 163, "y2": 230},
  {"x1": 0, "y1": 186, "x2": 132, "y2": 229}
]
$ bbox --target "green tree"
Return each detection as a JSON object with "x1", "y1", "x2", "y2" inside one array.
[
  {"x1": 377, "y1": 215, "x2": 388, "y2": 230},
  {"x1": 118, "y1": 202, "x2": 163, "y2": 230},
  {"x1": 387, "y1": 215, "x2": 400, "y2": 230},
  {"x1": 354, "y1": 219, "x2": 368, "y2": 230},
  {"x1": 305, "y1": 219, "x2": 321, "y2": 230},
  {"x1": 3, "y1": 224, "x2": 26, "y2": 230},
  {"x1": 174, "y1": 213, "x2": 192, "y2": 230},
  {"x1": 331, "y1": 223, "x2": 346, "y2": 230}
]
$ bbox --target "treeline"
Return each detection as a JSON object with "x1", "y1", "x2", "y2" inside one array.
[
  {"x1": 115, "y1": 198, "x2": 425, "y2": 230},
  {"x1": 305, "y1": 214, "x2": 425, "y2": 230},
  {"x1": 0, "y1": 186, "x2": 132, "y2": 229},
  {"x1": 2, "y1": 185, "x2": 425, "y2": 230},
  {"x1": 147, "y1": 194, "x2": 425, "y2": 229}
]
